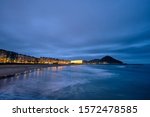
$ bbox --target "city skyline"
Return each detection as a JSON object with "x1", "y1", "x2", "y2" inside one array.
[
  {"x1": 0, "y1": 0, "x2": 150, "y2": 63},
  {"x1": 0, "y1": 49, "x2": 123, "y2": 64}
]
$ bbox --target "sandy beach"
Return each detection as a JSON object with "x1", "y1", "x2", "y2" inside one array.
[{"x1": 0, "y1": 64, "x2": 55, "y2": 79}]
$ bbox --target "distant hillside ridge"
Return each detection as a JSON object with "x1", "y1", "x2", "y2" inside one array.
[{"x1": 89, "y1": 56, "x2": 124, "y2": 64}]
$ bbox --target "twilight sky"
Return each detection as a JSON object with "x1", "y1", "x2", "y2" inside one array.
[{"x1": 0, "y1": 0, "x2": 150, "y2": 63}]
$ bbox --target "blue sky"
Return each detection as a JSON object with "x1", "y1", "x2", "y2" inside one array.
[{"x1": 0, "y1": 0, "x2": 150, "y2": 63}]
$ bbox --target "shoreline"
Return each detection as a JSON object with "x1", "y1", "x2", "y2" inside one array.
[
  {"x1": 0, "y1": 63, "x2": 144, "y2": 79},
  {"x1": 0, "y1": 64, "x2": 68, "y2": 79}
]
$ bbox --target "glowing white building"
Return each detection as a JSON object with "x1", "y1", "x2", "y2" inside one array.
[{"x1": 71, "y1": 60, "x2": 83, "y2": 64}]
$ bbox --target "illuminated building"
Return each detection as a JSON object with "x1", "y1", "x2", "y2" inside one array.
[
  {"x1": 39, "y1": 57, "x2": 70, "y2": 64},
  {"x1": 71, "y1": 60, "x2": 83, "y2": 64},
  {"x1": 0, "y1": 50, "x2": 7, "y2": 63},
  {"x1": 0, "y1": 49, "x2": 70, "y2": 64}
]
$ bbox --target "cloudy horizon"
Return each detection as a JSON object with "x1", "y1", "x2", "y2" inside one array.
[{"x1": 0, "y1": 0, "x2": 150, "y2": 63}]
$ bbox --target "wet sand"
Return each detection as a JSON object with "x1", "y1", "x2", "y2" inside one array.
[{"x1": 0, "y1": 64, "x2": 58, "y2": 79}]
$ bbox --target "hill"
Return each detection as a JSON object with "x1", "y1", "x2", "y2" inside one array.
[{"x1": 89, "y1": 56, "x2": 124, "y2": 64}]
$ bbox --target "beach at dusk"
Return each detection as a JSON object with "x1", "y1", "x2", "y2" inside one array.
[
  {"x1": 0, "y1": 64, "x2": 56, "y2": 79},
  {"x1": 0, "y1": 64, "x2": 150, "y2": 100},
  {"x1": 0, "y1": 0, "x2": 150, "y2": 100},
  {"x1": 0, "y1": 1, "x2": 150, "y2": 117}
]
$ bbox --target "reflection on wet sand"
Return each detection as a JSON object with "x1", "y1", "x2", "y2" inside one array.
[
  {"x1": 51, "y1": 66, "x2": 64, "y2": 71},
  {"x1": 0, "y1": 65, "x2": 150, "y2": 99},
  {"x1": 0, "y1": 66, "x2": 66, "y2": 88}
]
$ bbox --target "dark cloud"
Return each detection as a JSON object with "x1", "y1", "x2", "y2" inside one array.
[{"x1": 0, "y1": 0, "x2": 150, "y2": 63}]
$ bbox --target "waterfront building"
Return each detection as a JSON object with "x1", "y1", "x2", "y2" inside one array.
[
  {"x1": 71, "y1": 60, "x2": 83, "y2": 64},
  {"x1": 0, "y1": 49, "x2": 7, "y2": 63},
  {"x1": 0, "y1": 49, "x2": 70, "y2": 64}
]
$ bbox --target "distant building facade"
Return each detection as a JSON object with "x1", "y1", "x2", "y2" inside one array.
[
  {"x1": 0, "y1": 49, "x2": 7, "y2": 63},
  {"x1": 71, "y1": 60, "x2": 83, "y2": 64},
  {"x1": 39, "y1": 57, "x2": 70, "y2": 64},
  {"x1": 0, "y1": 49, "x2": 70, "y2": 64}
]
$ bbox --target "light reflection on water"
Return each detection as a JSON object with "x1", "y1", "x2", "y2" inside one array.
[{"x1": 0, "y1": 65, "x2": 150, "y2": 100}]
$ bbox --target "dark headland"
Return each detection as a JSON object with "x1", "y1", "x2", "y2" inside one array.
[{"x1": 87, "y1": 56, "x2": 124, "y2": 64}]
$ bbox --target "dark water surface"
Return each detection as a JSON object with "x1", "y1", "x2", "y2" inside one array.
[{"x1": 0, "y1": 65, "x2": 150, "y2": 100}]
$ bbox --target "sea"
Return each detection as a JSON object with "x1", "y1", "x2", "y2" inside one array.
[{"x1": 0, "y1": 65, "x2": 150, "y2": 100}]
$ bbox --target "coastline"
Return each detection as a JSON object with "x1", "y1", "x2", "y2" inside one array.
[
  {"x1": 0, "y1": 64, "x2": 65, "y2": 79},
  {"x1": 0, "y1": 63, "x2": 143, "y2": 79}
]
